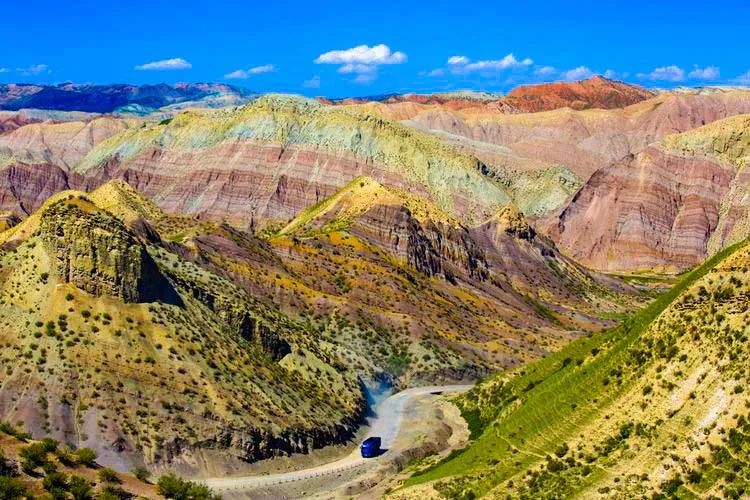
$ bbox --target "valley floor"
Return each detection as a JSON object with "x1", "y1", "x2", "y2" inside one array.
[{"x1": 202, "y1": 385, "x2": 472, "y2": 498}]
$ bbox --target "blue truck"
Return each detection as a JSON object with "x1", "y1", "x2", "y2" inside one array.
[{"x1": 360, "y1": 436, "x2": 382, "y2": 458}]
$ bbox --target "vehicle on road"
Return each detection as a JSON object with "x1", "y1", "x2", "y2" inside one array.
[{"x1": 360, "y1": 436, "x2": 382, "y2": 458}]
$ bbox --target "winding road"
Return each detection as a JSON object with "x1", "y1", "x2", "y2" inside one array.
[{"x1": 201, "y1": 384, "x2": 472, "y2": 493}]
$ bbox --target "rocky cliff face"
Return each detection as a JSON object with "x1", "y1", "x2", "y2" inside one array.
[
  {"x1": 38, "y1": 199, "x2": 181, "y2": 304},
  {"x1": 350, "y1": 203, "x2": 488, "y2": 283}
]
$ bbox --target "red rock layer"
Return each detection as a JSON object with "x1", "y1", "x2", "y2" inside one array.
[
  {"x1": 546, "y1": 146, "x2": 735, "y2": 271},
  {"x1": 501, "y1": 76, "x2": 654, "y2": 112},
  {"x1": 85, "y1": 141, "x2": 460, "y2": 229}
]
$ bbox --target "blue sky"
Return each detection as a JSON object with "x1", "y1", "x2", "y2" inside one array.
[{"x1": 3, "y1": 0, "x2": 749, "y2": 97}]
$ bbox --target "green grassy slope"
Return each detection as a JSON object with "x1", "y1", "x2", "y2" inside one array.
[{"x1": 402, "y1": 238, "x2": 750, "y2": 498}]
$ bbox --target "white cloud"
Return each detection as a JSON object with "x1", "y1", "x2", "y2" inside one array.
[
  {"x1": 224, "y1": 64, "x2": 277, "y2": 79},
  {"x1": 0, "y1": 68, "x2": 9, "y2": 73},
  {"x1": 135, "y1": 58, "x2": 192, "y2": 71},
  {"x1": 303, "y1": 76, "x2": 321, "y2": 89},
  {"x1": 534, "y1": 65, "x2": 556, "y2": 76},
  {"x1": 425, "y1": 68, "x2": 445, "y2": 77},
  {"x1": 561, "y1": 66, "x2": 594, "y2": 81},
  {"x1": 444, "y1": 54, "x2": 534, "y2": 75},
  {"x1": 637, "y1": 65, "x2": 685, "y2": 82},
  {"x1": 316, "y1": 44, "x2": 406, "y2": 65},
  {"x1": 18, "y1": 64, "x2": 51, "y2": 76},
  {"x1": 688, "y1": 65, "x2": 720, "y2": 80},
  {"x1": 734, "y1": 70, "x2": 750, "y2": 85},
  {"x1": 447, "y1": 55, "x2": 470, "y2": 66},
  {"x1": 448, "y1": 53, "x2": 533, "y2": 74},
  {"x1": 315, "y1": 44, "x2": 407, "y2": 84},
  {"x1": 249, "y1": 64, "x2": 276, "y2": 75}
]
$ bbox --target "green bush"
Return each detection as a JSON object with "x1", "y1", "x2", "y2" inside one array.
[
  {"x1": 40, "y1": 437, "x2": 59, "y2": 453},
  {"x1": 0, "y1": 476, "x2": 29, "y2": 499},
  {"x1": 19, "y1": 442, "x2": 50, "y2": 474},
  {"x1": 43, "y1": 471, "x2": 69, "y2": 495},
  {"x1": 69, "y1": 475, "x2": 94, "y2": 500},
  {"x1": 131, "y1": 466, "x2": 150, "y2": 482},
  {"x1": 98, "y1": 467, "x2": 121, "y2": 484},
  {"x1": 157, "y1": 473, "x2": 220, "y2": 500},
  {"x1": 74, "y1": 448, "x2": 97, "y2": 467},
  {"x1": 0, "y1": 421, "x2": 16, "y2": 436},
  {"x1": 98, "y1": 485, "x2": 131, "y2": 499}
]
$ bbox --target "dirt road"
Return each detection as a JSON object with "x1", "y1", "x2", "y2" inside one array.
[{"x1": 201, "y1": 385, "x2": 472, "y2": 494}]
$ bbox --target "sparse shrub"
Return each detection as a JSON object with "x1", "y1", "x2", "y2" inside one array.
[
  {"x1": 40, "y1": 437, "x2": 59, "y2": 453},
  {"x1": 19, "y1": 442, "x2": 50, "y2": 474},
  {"x1": 98, "y1": 484, "x2": 132, "y2": 499},
  {"x1": 131, "y1": 466, "x2": 150, "y2": 483},
  {"x1": 74, "y1": 448, "x2": 97, "y2": 467},
  {"x1": 98, "y1": 467, "x2": 120, "y2": 484},
  {"x1": 43, "y1": 471, "x2": 69, "y2": 495},
  {"x1": 554, "y1": 443, "x2": 569, "y2": 458},
  {"x1": 69, "y1": 474, "x2": 94, "y2": 499}
]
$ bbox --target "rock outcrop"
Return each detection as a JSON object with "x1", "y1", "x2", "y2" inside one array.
[{"x1": 39, "y1": 198, "x2": 181, "y2": 304}]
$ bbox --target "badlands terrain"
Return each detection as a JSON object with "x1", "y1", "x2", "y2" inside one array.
[{"x1": 0, "y1": 76, "x2": 748, "y2": 498}]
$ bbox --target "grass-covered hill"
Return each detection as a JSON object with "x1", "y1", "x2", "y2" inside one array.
[
  {"x1": 396, "y1": 238, "x2": 750, "y2": 499},
  {"x1": 0, "y1": 181, "x2": 364, "y2": 476}
]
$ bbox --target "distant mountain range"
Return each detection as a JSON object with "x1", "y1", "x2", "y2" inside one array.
[
  {"x1": 0, "y1": 82, "x2": 257, "y2": 113},
  {"x1": 0, "y1": 76, "x2": 652, "y2": 115},
  {"x1": 319, "y1": 76, "x2": 655, "y2": 113}
]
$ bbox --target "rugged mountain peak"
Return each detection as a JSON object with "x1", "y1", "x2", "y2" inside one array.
[
  {"x1": 280, "y1": 175, "x2": 460, "y2": 235},
  {"x1": 38, "y1": 197, "x2": 180, "y2": 304},
  {"x1": 88, "y1": 179, "x2": 164, "y2": 224}
]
